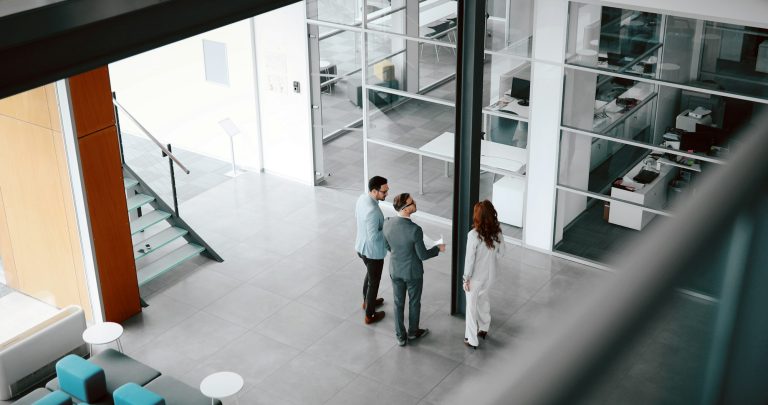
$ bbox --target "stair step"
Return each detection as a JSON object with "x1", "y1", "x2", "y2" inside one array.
[
  {"x1": 127, "y1": 194, "x2": 154, "y2": 211},
  {"x1": 124, "y1": 178, "x2": 139, "y2": 189},
  {"x1": 133, "y1": 227, "x2": 188, "y2": 260},
  {"x1": 137, "y1": 243, "x2": 205, "y2": 286},
  {"x1": 130, "y1": 210, "x2": 171, "y2": 235}
]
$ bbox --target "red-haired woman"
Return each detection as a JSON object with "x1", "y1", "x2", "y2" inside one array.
[{"x1": 463, "y1": 200, "x2": 505, "y2": 348}]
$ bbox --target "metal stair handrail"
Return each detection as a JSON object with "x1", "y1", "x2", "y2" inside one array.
[
  {"x1": 454, "y1": 112, "x2": 768, "y2": 405},
  {"x1": 112, "y1": 96, "x2": 190, "y2": 174}
]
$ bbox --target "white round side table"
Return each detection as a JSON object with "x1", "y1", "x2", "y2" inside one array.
[
  {"x1": 82, "y1": 322, "x2": 124, "y2": 353},
  {"x1": 200, "y1": 371, "x2": 243, "y2": 405}
]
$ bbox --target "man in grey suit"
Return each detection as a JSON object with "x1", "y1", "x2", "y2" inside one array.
[
  {"x1": 383, "y1": 193, "x2": 445, "y2": 346},
  {"x1": 355, "y1": 176, "x2": 389, "y2": 324}
]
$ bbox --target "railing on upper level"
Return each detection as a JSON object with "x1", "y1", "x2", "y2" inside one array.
[{"x1": 451, "y1": 112, "x2": 768, "y2": 405}]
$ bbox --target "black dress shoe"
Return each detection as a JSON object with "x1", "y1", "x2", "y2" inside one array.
[
  {"x1": 464, "y1": 339, "x2": 477, "y2": 350},
  {"x1": 478, "y1": 330, "x2": 488, "y2": 340},
  {"x1": 407, "y1": 328, "x2": 429, "y2": 340},
  {"x1": 362, "y1": 297, "x2": 385, "y2": 310}
]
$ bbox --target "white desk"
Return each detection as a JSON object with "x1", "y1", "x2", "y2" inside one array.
[
  {"x1": 417, "y1": 132, "x2": 527, "y2": 194},
  {"x1": 594, "y1": 82, "x2": 654, "y2": 133},
  {"x1": 494, "y1": 95, "x2": 530, "y2": 118},
  {"x1": 420, "y1": 2, "x2": 457, "y2": 28},
  {"x1": 609, "y1": 162, "x2": 676, "y2": 230}
]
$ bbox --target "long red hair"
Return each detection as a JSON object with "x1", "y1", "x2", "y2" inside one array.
[{"x1": 473, "y1": 200, "x2": 501, "y2": 249}]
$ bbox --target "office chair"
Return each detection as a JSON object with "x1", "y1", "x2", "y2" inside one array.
[{"x1": 421, "y1": 21, "x2": 456, "y2": 62}]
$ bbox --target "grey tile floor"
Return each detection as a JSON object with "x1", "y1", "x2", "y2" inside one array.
[{"x1": 113, "y1": 171, "x2": 605, "y2": 404}]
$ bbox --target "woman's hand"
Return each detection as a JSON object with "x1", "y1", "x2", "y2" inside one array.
[{"x1": 463, "y1": 279, "x2": 470, "y2": 292}]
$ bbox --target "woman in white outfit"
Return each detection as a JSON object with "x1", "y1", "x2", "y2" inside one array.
[{"x1": 463, "y1": 200, "x2": 505, "y2": 348}]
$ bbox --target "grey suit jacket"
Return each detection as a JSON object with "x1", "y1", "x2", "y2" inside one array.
[{"x1": 382, "y1": 216, "x2": 439, "y2": 280}]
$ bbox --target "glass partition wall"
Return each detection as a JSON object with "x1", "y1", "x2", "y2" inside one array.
[
  {"x1": 554, "y1": 3, "x2": 768, "y2": 273},
  {"x1": 307, "y1": 0, "x2": 534, "y2": 241}
]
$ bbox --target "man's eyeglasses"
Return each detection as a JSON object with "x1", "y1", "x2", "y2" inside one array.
[{"x1": 400, "y1": 201, "x2": 414, "y2": 211}]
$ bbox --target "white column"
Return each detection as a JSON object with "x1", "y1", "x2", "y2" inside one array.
[
  {"x1": 522, "y1": 0, "x2": 569, "y2": 251},
  {"x1": 56, "y1": 79, "x2": 104, "y2": 323}
]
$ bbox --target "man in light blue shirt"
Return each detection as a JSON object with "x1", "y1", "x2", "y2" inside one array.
[{"x1": 355, "y1": 176, "x2": 389, "y2": 324}]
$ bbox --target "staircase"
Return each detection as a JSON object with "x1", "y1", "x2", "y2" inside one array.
[{"x1": 123, "y1": 169, "x2": 221, "y2": 287}]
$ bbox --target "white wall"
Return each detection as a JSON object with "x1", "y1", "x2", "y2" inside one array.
[
  {"x1": 254, "y1": 1, "x2": 315, "y2": 185},
  {"x1": 109, "y1": 20, "x2": 261, "y2": 170}
]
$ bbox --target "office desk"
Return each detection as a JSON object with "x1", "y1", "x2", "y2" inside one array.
[
  {"x1": 417, "y1": 131, "x2": 527, "y2": 194},
  {"x1": 493, "y1": 95, "x2": 530, "y2": 118},
  {"x1": 420, "y1": 2, "x2": 457, "y2": 28},
  {"x1": 609, "y1": 161, "x2": 676, "y2": 230},
  {"x1": 594, "y1": 82, "x2": 654, "y2": 133}
]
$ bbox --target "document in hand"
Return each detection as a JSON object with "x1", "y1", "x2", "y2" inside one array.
[{"x1": 423, "y1": 234, "x2": 444, "y2": 249}]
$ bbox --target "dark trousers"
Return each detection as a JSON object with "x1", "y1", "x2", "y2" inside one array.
[
  {"x1": 391, "y1": 275, "x2": 423, "y2": 340},
  {"x1": 358, "y1": 253, "x2": 383, "y2": 317}
]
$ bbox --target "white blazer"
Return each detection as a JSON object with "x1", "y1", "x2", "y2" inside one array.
[{"x1": 463, "y1": 229, "x2": 505, "y2": 285}]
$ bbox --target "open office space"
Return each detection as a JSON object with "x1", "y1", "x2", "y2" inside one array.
[{"x1": 1, "y1": 0, "x2": 767, "y2": 404}]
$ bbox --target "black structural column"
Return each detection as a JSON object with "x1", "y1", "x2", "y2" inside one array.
[{"x1": 451, "y1": 0, "x2": 486, "y2": 315}]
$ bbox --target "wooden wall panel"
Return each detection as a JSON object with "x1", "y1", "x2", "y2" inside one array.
[
  {"x1": 0, "y1": 186, "x2": 19, "y2": 288},
  {"x1": 77, "y1": 126, "x2": 140, "y2": 321},
  {"x1": 0, "y1": 112, "x2": 89, "y2": 310},
  {"x1": 0, "y1": 86, "x2": 51, "y2": 129},
  {"x1": 69, "y1": 67, "x2": 115, "y2": 137}
]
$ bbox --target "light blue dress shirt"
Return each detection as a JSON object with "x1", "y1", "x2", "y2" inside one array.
[{"x1": 355, "y1": 193, "x2": 387, "y2": 260}]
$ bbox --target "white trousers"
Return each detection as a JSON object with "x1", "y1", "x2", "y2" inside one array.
[{"x1": 464, "y1": 281, "x2": 491, "y2": 346}]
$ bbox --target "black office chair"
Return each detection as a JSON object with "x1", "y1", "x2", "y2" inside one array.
[{"x1": 421, "y1": 21, "x2": 456, "y2": 62}]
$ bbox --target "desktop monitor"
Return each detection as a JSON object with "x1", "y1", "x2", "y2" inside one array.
[
  {"x1": 680, "y1": 130, "x2": 713, "y2": 153},
  {"x1": 510, "y1": 78, "x2": 530, "y2": 101}
]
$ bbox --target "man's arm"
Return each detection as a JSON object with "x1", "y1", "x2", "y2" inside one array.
[
  {"x1": 366, "y1": 210, "x2": 385, "y2": 248},
  {"x1": 414, "y1": 226, "x2": 439, "y2": 261}
]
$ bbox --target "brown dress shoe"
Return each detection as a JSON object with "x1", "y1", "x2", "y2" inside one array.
[
  {"x1": 362, "y1": 298, "x2": 385, "y2": 310},
  {"x1": 364, "y1": 311, "x2": 385, "y2": 324},
  {"x1": 478, "y1": 330, "x2": 488, "y2": 340}
]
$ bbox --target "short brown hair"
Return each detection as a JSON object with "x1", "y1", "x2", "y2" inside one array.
[{"x1": 392, "y1": 193, "x2": 411, "y2": 211}]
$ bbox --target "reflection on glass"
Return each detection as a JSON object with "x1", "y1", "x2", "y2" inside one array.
[
  {"x1": 486, "y1": 115, "x2": 528, "y2": 149},
  {"x1": 317, "y1": 31, "x2": 363, "y2": 139},
  {"x1": 310, "y1": 0, "x2": 360, "y2": 26},
  {"x1": 367, "y1": 97, "x2": 455, "y2": 149},
  {"x1": 567, "y1": 4, "x2": 662, "y2": 76},
  {"x1": 553, "y1": 189, "x2": 668, "y2": 264},
  {"x1": 485, "y1": 0, "x2": 534, "y2": 57},
  {"x1": 483, "y1": 52, "x2": 531, "y2": 119},
  {"x1": 484, "y1": 174, "x2": 525, "y2": 240},
  {"x1": 366, "y1": 142, "x2": 455, "y2": 219},
  {"x1": 562, "y1": 68, "x2": 657, "y2": 138},
  {"x1": 558, "y1": 130, "x2": 712, "y2": 208},
  {"x1": 698, "y1": 22, "x2": 768, "y2": 100},
  {"x1": 566, "y1": 2, "x2": 768, "y2": 101},
  {"x1": 366, "y1": 32, "x2": 456, "y2": 102}
]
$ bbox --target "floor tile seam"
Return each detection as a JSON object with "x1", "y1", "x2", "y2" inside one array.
[
  {"x1": 321, "y1": 373, "x2": 420, "y2": 405},
  {"x1": 257, "y1": 349, "x2": 353, "y2": 402},
  {"x1": 494, "y1": 282, "x2": 548, "y2": 333},
  {"x1": 126, "y1": 309, "x2": 204, "y2": 361},
  {"x1": 200, "y1": 295, "x2": 292, "y2": 331},
  {"x1": 239, "y1": 297, "x2": 301, "y2": 334},
  {"x1": 301, "y1": 318, "x2": 397, "y2": 374},
  {"x1": 125, "y1": 294, "x2": 203, "y2": 352},
  {"x1": 415, "y1": 361, "x2": 465, "y2": 403}
]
